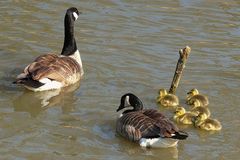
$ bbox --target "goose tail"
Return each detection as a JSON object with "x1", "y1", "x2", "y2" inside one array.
[
  {"x1": 171, "y1": 131, "x2": 188, "y2": 140},
  {"x1": 13, "y1": 78, "x2": 44, "y2": 88}
]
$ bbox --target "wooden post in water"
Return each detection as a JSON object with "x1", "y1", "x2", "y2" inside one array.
[{"x1": 169, "y1": 46, "x2": 191, "y2": 94}]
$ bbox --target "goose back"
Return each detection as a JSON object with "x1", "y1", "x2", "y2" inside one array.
[
  {"x1": 116, "y1": 109, "x2": 181, "y2": 142},
  {"x1": 15, "y1": 53, "x2": 82, "y2": 89}
]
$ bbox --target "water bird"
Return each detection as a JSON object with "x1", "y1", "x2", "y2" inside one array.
[
  {"x1": 116, "y1": 93, "x2": 188, "y2": 148},
  {"x1": 14, "y1": 7, "x2": 83, "y2": 91},
  {"x1": 186, "y1": 88, "x2": 209, "y2": 107},
  {"x1": 173, "y1": 106, "x2": 196, "y2": 125},
  {"x1": 190, "y1": 106, "x2": 211, "y2": 118},
  {"x1": 156, "y1": 89, "x2": 179, "y2": 107},
  {"x1": 192, "y1": 113, "x2": 222, "y2": 131}
]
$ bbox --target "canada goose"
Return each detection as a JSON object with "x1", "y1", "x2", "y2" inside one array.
[
  {"x1": 190, "y1": 106, "x2": 210, "y2": 118},
  {"x1": 186, "y1": 89, "x2": 209, "y2": 107},
  {"x1": 116, "y1": 93, "x2": 188, "y2": 148},
  {"x1": 13, "y1": 7, "x2": 83, "y2": 91},
  {"x1": 156, "y1": 89, "x2": 179, "y2": 107},
  {"x1": 173, "y1": 106, "x2": 196, "y2": 125},
  {"x1": 192, "y1": 113, "x2": 222, "y2": 131}
]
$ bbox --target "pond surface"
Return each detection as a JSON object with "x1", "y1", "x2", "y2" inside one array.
[{"x1": 0, "y1": 0, "x2": 239, "y2": 159}]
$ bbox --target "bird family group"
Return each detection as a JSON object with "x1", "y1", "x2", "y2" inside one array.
[{"x1": 13, "y1": 7, "x2": 221, "y2": 148}]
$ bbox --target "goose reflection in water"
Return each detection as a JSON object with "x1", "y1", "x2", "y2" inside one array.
[{"x1": 13, "y1": 82, "x2": 81, "y2": 117}]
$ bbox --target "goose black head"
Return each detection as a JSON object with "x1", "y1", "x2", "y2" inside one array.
[
  {"x1": 117, "y1": 93, "x2": 143, "y2": 112},
  {"x1": 66, "y1": 7, "x2": 81, "y2": 21}
]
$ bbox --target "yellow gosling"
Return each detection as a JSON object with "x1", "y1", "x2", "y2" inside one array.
[
  {"x1": 186, "y1": 88, "x2": 209, "y2": 107},
  {"x1": 156, "y1": 89, "x2": 179, "y2": 107},
  {"x1": 174, "y1": 106, "x2": 197, "y2": 125},
  {"x1": 190, "y1": 106, "x2": 211, "y2": 118},
  {"x1": 192, "y1": 113, "x2": 222, "y2": 131}
]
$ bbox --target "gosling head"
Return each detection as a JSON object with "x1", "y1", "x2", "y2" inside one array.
[
  {"x1": 158, "y1": 89, "x2": 168, "y2": 98},
  {"x1": 187, "y1": 88, "x2": 199, "y2": 96},
  {"x1": 174, "y1": 106, "x2": 186, "y2": 116},
  {"x1": 192, "y1": 112, "x2": 208, "y2": 123},
  {"x1": 187, "y1": 88, "x2": 199, "y2": 100}
]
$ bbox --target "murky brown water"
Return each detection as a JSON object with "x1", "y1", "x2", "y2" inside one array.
[{"x1": 0, "y1": 0, "x2": 239, "y2": 159}]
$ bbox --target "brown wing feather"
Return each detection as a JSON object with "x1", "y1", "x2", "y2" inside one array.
[
  {"x1": 116, "y1": 111, "x2": 161, "y2": 141},
  {"x1": 142, "y1": 109, "x2": 179, "y2": 138},
  {"x1": 116, "y1": 109, "x2": 181, "y2": 142},
  {"x1": 17, "y1": 54, "x2": 81, "y2": 83}
]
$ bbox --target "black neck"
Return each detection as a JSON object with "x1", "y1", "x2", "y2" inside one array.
[
  {"x1": 122, "y1": 109, "x2": 135, "y2": 114},
  {"x1": 61, "y1": 14, "x2": 77, "y2": 56}
]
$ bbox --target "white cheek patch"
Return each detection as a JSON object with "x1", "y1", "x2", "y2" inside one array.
[
  {"x1": 73, "y1": 12, "x2": 78, "y2": 21},
  {"x1": 124, "y1": 96, "x2": 130, "y2": 106}
]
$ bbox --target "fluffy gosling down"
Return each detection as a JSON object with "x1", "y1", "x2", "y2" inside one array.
[
  {"x1": 186, "y1": 89, "x2": 209, "y2": 107},
  {"x1": 156, "y1": 89, "x2": 179, "y2": 107},
  {"x1": 116, "y1": 93, "x2": 188, "y2": 148},
  {"x1": 190, "y1": 106, "x2": 211, "y2": 118},
  {"x1": 192, "y1": 113, "x2": 222, "y2": 131},
  {"x1": 174, "y1": 106, "x2": 197, "y2": 125}
]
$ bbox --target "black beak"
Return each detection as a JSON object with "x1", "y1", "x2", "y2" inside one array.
[{"x1": 116, "y1": 105, "x2": 124, "y2": 112}]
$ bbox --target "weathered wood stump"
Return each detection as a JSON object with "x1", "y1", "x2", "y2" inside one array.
[{"x1": 169, "y1": 46, "x2": 191, "y2": 94}]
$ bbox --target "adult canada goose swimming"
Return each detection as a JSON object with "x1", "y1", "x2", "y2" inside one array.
[
  {"x1": 192, "y1": 113, "x2": 222, "y2": 131},
  {"x1": 116, "y1": 93, "x2": 188, "y2": 148},
  {"x1": 173, "y1": 106, "x2": 196, "y2": 125},
  {"x1": 156, "y1": 89, "x2": 179, "y2": 107},
  {"x1": 13, "y1": 7, "x2": 83, "y2": 91},
  {"x1": 186, "y1": 89, "x2": 209, "y2": 107}
]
